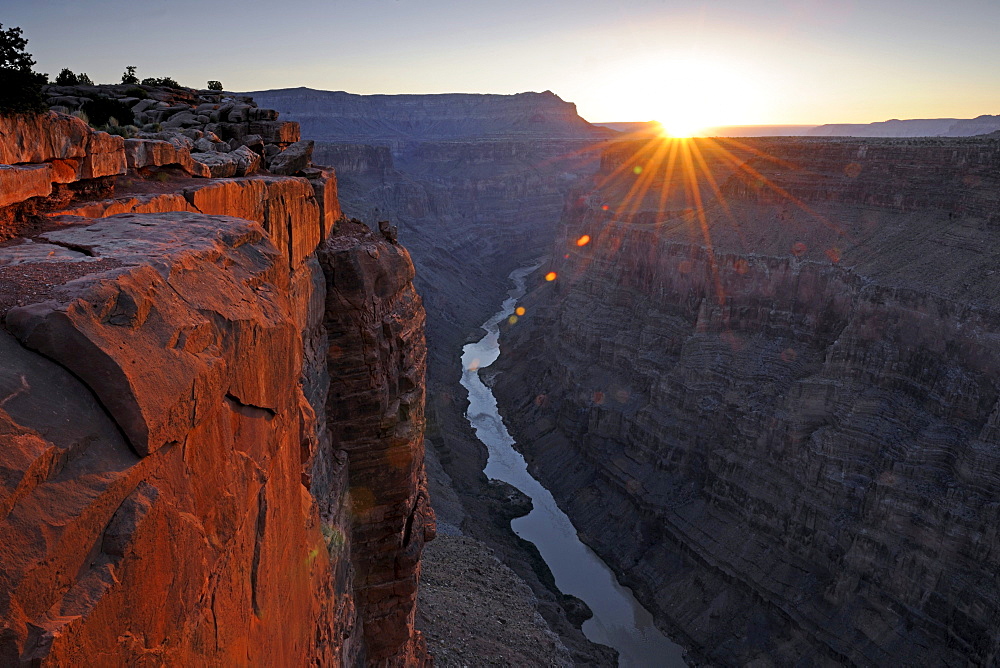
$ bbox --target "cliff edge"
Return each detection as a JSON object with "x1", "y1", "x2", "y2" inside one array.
[{"x1": 0, "y1": 95, "x2": 433, "y2": 665}]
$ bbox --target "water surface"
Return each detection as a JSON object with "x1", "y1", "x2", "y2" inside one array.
[{"x1": 460, "y1": 265, "x2": 686, "y2": 667}]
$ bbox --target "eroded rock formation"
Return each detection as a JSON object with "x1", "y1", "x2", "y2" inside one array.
[
  {"x1": 495, "y1": 134, "x2": 1000, "y2": 665},
  {"x1": 0, "y1": 96, "x2": 430, "y2": 665}
]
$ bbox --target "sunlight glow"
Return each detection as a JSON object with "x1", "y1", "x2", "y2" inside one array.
[{"x1": 616, "y1": 58, "x2": 768, "y2": 137}]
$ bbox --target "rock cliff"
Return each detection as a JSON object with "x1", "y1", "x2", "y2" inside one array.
[
  {"x1": 494, "y1": 134, "x2": 1000, "y2": 664},
  {"x1": 0, "y1": 95, "x2": 431, "y2": 665},
  {"x1": 265, "y1": 87, "x2": 622, "y2": 662}
]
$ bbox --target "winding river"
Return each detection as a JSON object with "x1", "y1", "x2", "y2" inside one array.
[{"x1": 460, "y1": 265, "x2": 687, "y2": 667}]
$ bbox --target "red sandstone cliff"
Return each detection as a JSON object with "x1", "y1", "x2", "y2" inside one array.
[{"x1": 0, "y1": 104, "x2": 431, "y2": 665}]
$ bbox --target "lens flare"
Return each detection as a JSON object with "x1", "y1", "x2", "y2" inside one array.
[
  {"x1": 576, "y1": 234, "x2": 591, "y2": 246},
  {"x1": 515, "y1": 306, "x2": 526, "y2": 316},
  {"x1": 545, "y1": 271, "x2": 557, "y2": 281}
]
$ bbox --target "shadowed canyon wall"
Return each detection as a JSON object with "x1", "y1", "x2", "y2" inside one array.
[
  {"x1": 494, "y1": 135, "x2": 1000, "y2": 665},
  {"x1": 248, "y1": 87, "x2": 626, "y2": 663},
  {"x1": 0, "y1": 99, "x2": 431, "y2": 665}
]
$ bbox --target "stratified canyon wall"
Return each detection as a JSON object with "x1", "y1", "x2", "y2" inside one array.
[
  {"x1": 248, "y1": 87, "x2": 623, "y2": 663},
  {"x1": 247, "y1": 87, "x2": 613, "y2": 383},
  {"x1": 0, "y1": 95, "x2": 431, "y2": 665},
  {"x1": 495, "y1": 135, "x2": 1000, "y2": 665}
]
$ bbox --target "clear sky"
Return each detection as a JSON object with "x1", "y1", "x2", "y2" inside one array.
[{"x1": 6, "y1": 0, "x2": 999, "y2": 127}]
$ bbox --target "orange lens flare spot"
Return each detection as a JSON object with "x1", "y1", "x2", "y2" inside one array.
[
  {"x1": 515, "y1": 306, "x2": 525, "y2": 316},
  {"x1": 601, "y1": 205, "x2": 610, "y2": 211},
  {"x1": 576, "y1": 234, "x2": 591, "y2": 246},
  {"x1": 545, "y1": 271, "x2": 557, "y2": 281},
  {"x1": 632, "y1": 165, "x2": 643, "y2": 175},
  {"x1": 792, "y1": 242, "x2": 808, "y2": 257}
]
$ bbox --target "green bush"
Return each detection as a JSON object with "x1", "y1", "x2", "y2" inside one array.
[
  {"x1": 207, "y1": 80, "x2": 223, "y2": 91},
  {"x1": 0, "y1": 24, "x2": 47, "y2": 115}
]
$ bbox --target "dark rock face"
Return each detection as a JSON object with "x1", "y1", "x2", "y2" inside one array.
[
  {"x1": 319, "y1": 221, "x2": 433, "y2": 663},
  {"x1": 494, "y1": 134, "x2": 1000, "y2": 665}
]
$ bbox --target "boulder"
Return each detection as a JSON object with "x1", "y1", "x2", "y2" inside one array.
[
  {"x1": 80, "y1": 132, "x2": 127, "y2": 180},
  {"x1": 162, "y1": 111, "x2": 199, "y2": 128},
  {"x1": 250, "y1": 120, "x2": 300, "y2": 145},
  {"x1": 231, "y1": 134, "x2": 264, "y2": 154},
  {"x1": 193, "y1": 137, "x2": 217, "y2": 153},
  {"x1": 0, "y1": 164, "x2": 53, "y2": 208},
  {"x1": 191, "y1": 151, "x2": 239, "y2": 178},
  {"x1": 232, "y1": 145, "x2": 261, "y2": 177},
  {"x1": 268, "y1": 140, "x2": 313, "y2": 176},
  {"x1": 0, "y1": 112, "x2": 90, "y2": 164},
  {"x1": 123, "y1": 139, "x2": 208, "y2": 177}
]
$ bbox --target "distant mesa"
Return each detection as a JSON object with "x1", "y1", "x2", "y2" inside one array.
[
  {"x1": 241, "y1": 87, "x2": 612, "y2": 144},
  {"x1": 595, "y1": 115, "x2": 1000, "y2": 138},
  {"x1": 807, "y1": 114, "x2": 1000, "y2": 137}
]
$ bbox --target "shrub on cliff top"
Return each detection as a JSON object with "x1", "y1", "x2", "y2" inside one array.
[
  {"x1": 121, "y1": 65, "x2": 139, "y2": 85},
  {"x1": 0, "y1": 24, "x2": 48, "y2": 115},
  {"x1": 141, "y1": 75, "x2": 180, "y2": 88},
  {"x1": 55, "y1": 68, "x2": 94, "y2": 86}
]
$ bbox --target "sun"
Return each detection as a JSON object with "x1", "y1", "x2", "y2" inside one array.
[
  {"x1": 656, "y1": 114, "x2": 707, "y2": 139},
  {"x1": 610, "y1": 57, "x2": 766, "y2": 138}
]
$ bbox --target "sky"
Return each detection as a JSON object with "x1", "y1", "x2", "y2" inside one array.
[{"x1": 5, "y1": 0, "x2": 1000, "y2": 128}]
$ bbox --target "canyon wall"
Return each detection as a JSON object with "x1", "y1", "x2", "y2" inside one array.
[
  {"x1": 248, "y1": 87, "x2": 613, "y2": 382},
  {"x1": 257, "y1": 87, "x2": 623, "y2": 662},
  {"x1": 494, "y1": 135, "x2": 1000, "y2": 664},
  {"x1": 0, "y1": 101, "x2": 431, "y2": 664}
]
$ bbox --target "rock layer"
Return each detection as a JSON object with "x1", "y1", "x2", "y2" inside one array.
[
  {"x1": 0, "y1": 103, "x2": 430, "y2": 665},
  {"x1": 495, "y1": 134, "x2": 1000, "y2": 665}
]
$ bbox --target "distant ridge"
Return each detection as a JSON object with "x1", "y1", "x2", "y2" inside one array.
[
  {"x1": 241, "y1": 87, "x2": 610, "y2": 143},
  {"x1": 593, "y1": 122, "x2": 819, "y2": 137},
  {"x1": 808, "y1": 114, "x2": 1000, "y2": 137}
]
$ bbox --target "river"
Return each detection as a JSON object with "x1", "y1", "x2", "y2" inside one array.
[{"x1": 460, "y1": 264, "x2": 687, "y2": 667}]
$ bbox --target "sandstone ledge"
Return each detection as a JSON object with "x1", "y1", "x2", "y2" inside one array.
[{"x1": 0, "y1": 113, "x2": 429, "y2": 665}]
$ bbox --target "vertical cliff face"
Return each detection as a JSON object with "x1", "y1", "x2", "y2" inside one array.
[
  {"x1": 319, "y1": 221, "x2": 434, "y2": 663},
  {"x1": 495, "y1": 135, "x2": 1000, "y2": 664},
  {"x1": 272, "y1": 88, "x2": 624, "y2": 662},
  {"x1": 0, "y1": 104, "x2": 430, "y2": 664}
]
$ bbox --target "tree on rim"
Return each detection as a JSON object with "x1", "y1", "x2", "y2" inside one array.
[{"x1": 0, "y1": 24, "x2": 48, "y2": 115}]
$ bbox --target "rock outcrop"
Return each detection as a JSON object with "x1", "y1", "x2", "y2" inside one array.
[
  {"x1": 0, "y1": 96, "x2": 431, "y2": 665},
  {"x1": 494, "y1": 134, "x2": 1000, "y2": 665}
]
